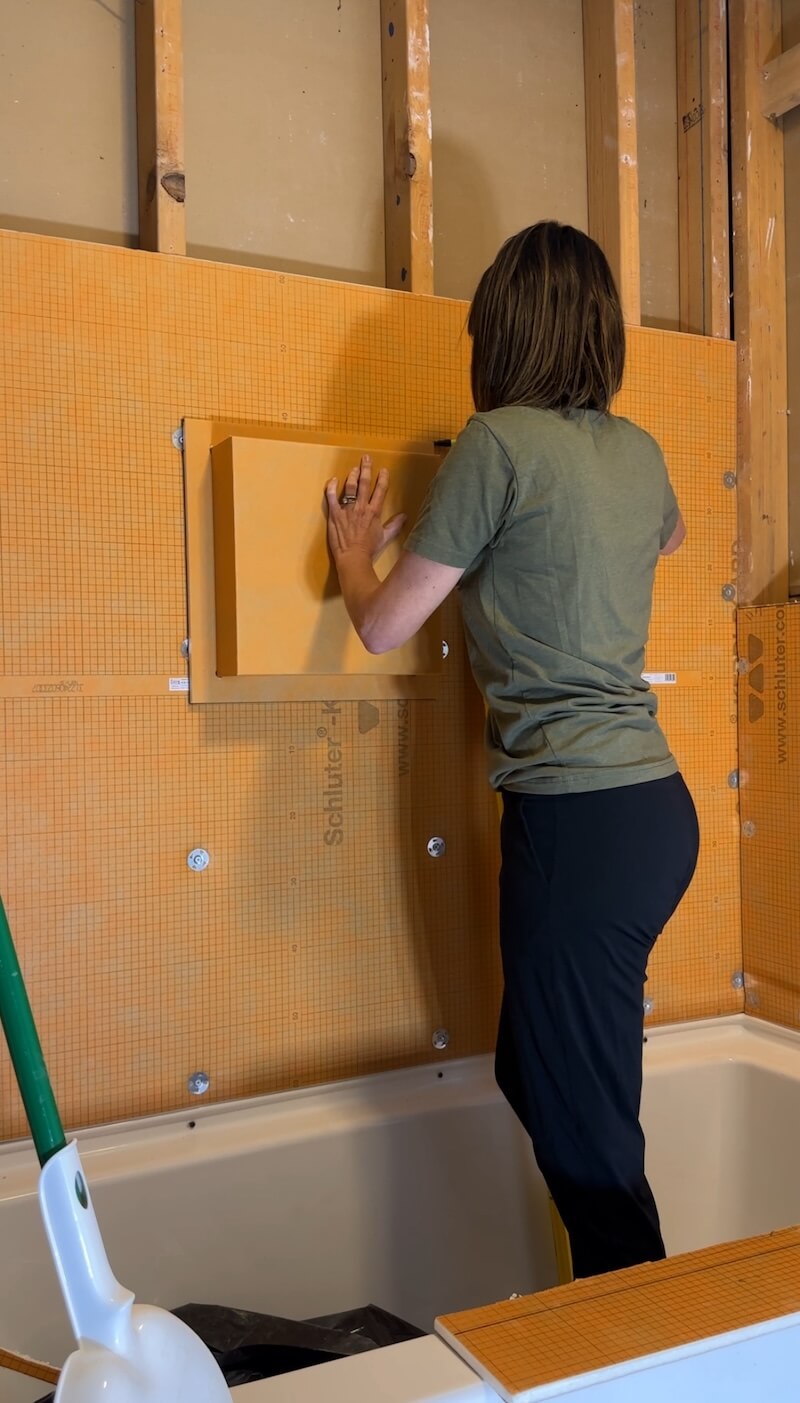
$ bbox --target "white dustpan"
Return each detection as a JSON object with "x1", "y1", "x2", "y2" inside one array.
[{"x1": 40, "y1": 1141, "x2": 232, "y2": 1402}]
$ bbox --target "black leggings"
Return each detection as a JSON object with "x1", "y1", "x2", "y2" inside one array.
[{"x1": 496, "y1": 772, "x2": 699, "y2": 1279}]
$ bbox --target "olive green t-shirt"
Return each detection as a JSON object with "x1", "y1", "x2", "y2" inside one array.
[{"x1": 405, "y1": 406, "x2": 680, "y2": 794}]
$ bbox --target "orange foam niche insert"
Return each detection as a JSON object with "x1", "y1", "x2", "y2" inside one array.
[{"x1": 184, "y1": 419, "x2": 444, "y2": 702}]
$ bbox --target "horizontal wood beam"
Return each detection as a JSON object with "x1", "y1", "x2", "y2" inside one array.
[
  {"x1": 730, "y1": 0, "x2": 789, "y2": 604},
  {"x1": 582, "y1": 0, "x2": 641, "y2": 325},
  {"x1": 761, "y1": 40, "x2": 800, "y2": 120},
  {"x1": 134, "y1": 0, "x2": 186, "y2": 255},
  {"x1": 380, "y1": 0, "x2": 434, "y2": 294}
]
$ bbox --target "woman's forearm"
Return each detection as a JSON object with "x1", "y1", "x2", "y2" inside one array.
[{"x1": 335, "y1": 550, "x2": 384, "y2": 651}]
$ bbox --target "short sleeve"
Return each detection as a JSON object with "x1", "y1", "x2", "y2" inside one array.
[
  {"x1": 660, "y1": 472, "x2": 680, "y2": 549},
  {"x1": 404, "y1": 417, "x2": 517, "y2": 570}
]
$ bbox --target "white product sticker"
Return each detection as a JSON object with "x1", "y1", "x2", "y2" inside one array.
[
  {"x1": 642, "y1": 672, "x2": 678, "y2": 685},
  {"x1": 169, "y1": 677, "x2": 190, "y2": 692}
]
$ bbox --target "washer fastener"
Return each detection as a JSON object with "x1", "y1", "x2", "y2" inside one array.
[
  {"x1": 731, "y1": 971, "x2": 745, "y2": 991},
  {"x1": 187, "y1": 1071, "x2": 210, "y2": 1095},
  {"x1": 442, "y1": 640, "x2": 450, "y2": 659},
  {"x1": 643, "y1": 997, "x2": 654, "y2": 1015},
  {"x1": 181, "y1": 638, "x2": 191, "y2": 659},
  {"x1": 728, "y1": 770, "x2": 740, "y2": 789},
  {"x1": 723, "y1": 472, "x2": 737, "y2": 489},
  {"x1": 721, "y1": 583, "x2": 737, "y2": 602},
  {"x1": 187, "y1": 848, "x2": 210, "y2": 871},
  {"x1": 172, "y1": 427, "x2": 185, "y2": 452},
  {"x1": 741, "y1": 821, "x2": 756, "y2": 838},
  {"x1": 432, "y1": 1028, "x2": 450, "y2": 1050},
  {"x1": 427, "y1": 836, "x2": 446, "y2": 858}
]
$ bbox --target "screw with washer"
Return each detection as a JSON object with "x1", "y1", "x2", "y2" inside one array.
[
  {"x1": 172, "y1": 427, "x2": 185, "y2": 452},
  {"x1": 721, "y1": 583, "x2": 737, "y2": 602},
  {"x1": 187, "y1": 1071, "x2": 210, "y2": 1095},
  {"x1": 427, "y1": 836, "x2": 446, "y2": 858},
  {"x1": 187, "y1": 848, "x2": 210, "y2": 871},
  {"x1": 432, "y1": 1029, "x2": 450, "y2": 1050}
]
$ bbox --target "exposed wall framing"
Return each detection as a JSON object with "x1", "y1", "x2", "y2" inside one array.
[
  {"x1": 761, "y1": 39, "x2": 800, "y2": 119},
  {"x1": 786, "y1": 4, "x2": 800, "y2": 598},
  {"x1": 582, "y1": 0, "x2": 641, "y2": 325},
  {"x1": 134, "y1": 0, "x2": 186, "y2": 255},
  {"x1": 676, "y1": 0, "x2": 730, "y2": 337},
  {"x1": 11, "y1": 0, "x2": 800, "y2": 612},
  {"x1": 729, "y1": 0, "x2": 789, "y2": 606},
  {"x1": 380, "y1": 0, "x2": 434, "y2": 294}
]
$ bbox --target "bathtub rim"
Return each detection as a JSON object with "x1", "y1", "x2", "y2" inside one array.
[{"x1": 0, "y1": 1012, "x2": 798, "y2": 1202}]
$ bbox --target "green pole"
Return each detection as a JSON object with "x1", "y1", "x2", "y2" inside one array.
[{"x1": 0, "y1": 896, "x2": 66, "y2": 1166}]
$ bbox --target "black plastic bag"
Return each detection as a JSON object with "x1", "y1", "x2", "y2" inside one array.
[
  {"x1": 173, "y1": 1300, "x2": 425, "y2": 1386},
  {"x1": 35, "y1": 1301, "x2": 425, "y2": 1396}
]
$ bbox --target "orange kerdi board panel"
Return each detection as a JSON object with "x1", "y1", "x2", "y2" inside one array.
[
  {"x1": 183, "y1": 417, "x2": 442, "y2": 698},
  {"x1": 738, "y1": 604, "x2": 800, "y2": 1027},
  {"x1": 210, "y1": 435, "x2": 440, "y2": 683},
  {"x1": 436, "y1": 1227, "x2": 800, "y2": 1400},
  {"x1": 0, "y1": 230, "x2": 739, "y2": 1139}
]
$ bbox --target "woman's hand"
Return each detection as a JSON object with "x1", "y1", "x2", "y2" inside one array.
[
  {"x1": 324, "y1": 452, "x2": 463, "y2": 655},
  {"x1": 326, "y1": 455, "x2": 407, "y2": 564}
]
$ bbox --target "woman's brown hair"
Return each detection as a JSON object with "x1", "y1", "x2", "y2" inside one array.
[{"x1": 467, "y1": 222, "x2": 625, "y2": 414}]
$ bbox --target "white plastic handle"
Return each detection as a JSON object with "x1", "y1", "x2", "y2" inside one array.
[{"x1": 38, "y1": 1140, "x2": 134, "y2": 1351}]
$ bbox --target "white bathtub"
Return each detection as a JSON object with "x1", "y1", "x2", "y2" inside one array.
[{"x1": 2, "y1": 1015, "x2": 800, "y2": 1402}]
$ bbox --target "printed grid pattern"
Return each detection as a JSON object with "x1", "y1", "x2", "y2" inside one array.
[
  {"x1": 617, "y1": 330, "x2": 740, "y2": 1022},
  {"x1": 0, "y1": 230, "x2": 739, "y2": 1139},
  {"x1": 738, "y1": 605, "x2": 800, "y2": 1027},
  {"x1": 437, "y1": 1227, "x2": 800, "y2": 1399}
]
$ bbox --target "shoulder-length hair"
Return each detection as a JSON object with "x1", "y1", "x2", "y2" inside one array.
[{"x1": 467, "y1": 222, "x2": 626, "y2": 414}]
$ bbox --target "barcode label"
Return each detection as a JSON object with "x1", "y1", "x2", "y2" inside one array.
[
  {"x1": 168, "y1": 677, "x2": 189, "y2": 692},
  {"x1": 642, "y1": 671, "x2": 678, "y2": 685}
]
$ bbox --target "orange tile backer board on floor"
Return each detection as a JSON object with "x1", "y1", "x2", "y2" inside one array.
[
  {"x1": 436, "y1": 1226, "x2": 800, "y2": 1400},
  {"x1": 738, "y1": 604, "x2": 800, "y2": 1029},
  {"x1": 0, "y1": 230, "x2": 739, "y2": 1139},
  {"x1": 184, "y1": 416, "x2": 443, "y2": 698}
]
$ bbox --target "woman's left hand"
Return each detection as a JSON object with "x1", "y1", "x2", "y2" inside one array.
[{"x1": 326, "y1": 455, "x2": 407, "y2": 564}]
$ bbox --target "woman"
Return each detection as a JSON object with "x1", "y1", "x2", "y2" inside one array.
[{"x1": 325, "y1": 221, "x2": 699, "y2": 1280}]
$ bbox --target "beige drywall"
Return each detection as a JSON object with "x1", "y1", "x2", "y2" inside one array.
[
  {"x1": 0, "y1": 0, "x2": 137, "y2": 244},
  {"x1": 183, "y1": 1, "x2": 386, "y2": 284},
  {"x1": 785, "y1": 0, "x2": 800, "y2": 594},
  {"x1": 428, "y1": 0, "x2": 588, "y2": 300}
]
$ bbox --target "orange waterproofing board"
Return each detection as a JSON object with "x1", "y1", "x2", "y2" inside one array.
[
  {"x1": 184, "y1": 420, "x2": 445, "y2": 700},
  {"x1": 436, "y1": 1226, "x2": 800, "y2": 1400},
  {"x1": 0, "y1": 230, "x2": 739, "y2": 1140},
  {"x1": 738, "y1": 604, "x2": 800, "y2": 1027}
]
